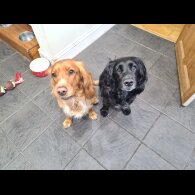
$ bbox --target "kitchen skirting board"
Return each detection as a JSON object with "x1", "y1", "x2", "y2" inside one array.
[
  {"x1": 39, "y1": 24, "x2": 115, "y2": 64},
  {"x1": 183, "y1": 94, "x2": 195, "y2": 106}
]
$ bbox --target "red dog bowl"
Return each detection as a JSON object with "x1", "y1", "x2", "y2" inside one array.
[{"x1": 30, "y1": 58, "x2": 50, "y2": 77}]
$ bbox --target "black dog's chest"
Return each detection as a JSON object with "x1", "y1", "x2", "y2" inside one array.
[{"x1": 109, "y1": 90, "x2": 129, "y2": 104}]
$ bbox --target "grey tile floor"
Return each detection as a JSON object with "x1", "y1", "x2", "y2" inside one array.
[{"x1": 0, "y1": 24, "x2": 195, "y2": 170}]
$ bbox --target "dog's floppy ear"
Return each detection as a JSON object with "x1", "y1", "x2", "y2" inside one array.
[
  {"x1": 75, "y1": 61, "x2": 96, "y2": 99},
  {"x1": 99, "y1": 61, "x2": 115, "y2": 87},
  {"x1": 132, "y1": 57, "x2": 147, "y2": 94},
  {"x1": 46, "y1": 65, "x2": 52, "y2": 76},
  {"x1": 134, "y1": 57, "x2": 147, "y2": 85}
]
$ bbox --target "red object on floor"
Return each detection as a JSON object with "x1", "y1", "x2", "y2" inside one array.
[{"x1": 0, "y1": 72, "x2": 24, "y2": 96}]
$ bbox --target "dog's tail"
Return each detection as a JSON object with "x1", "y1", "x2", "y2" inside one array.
[{"x1": 93, "y1": 80, "x2": 99, "y2": 86}]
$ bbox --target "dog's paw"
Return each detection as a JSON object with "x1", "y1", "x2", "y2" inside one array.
[
  {"x1": 89, "y1": 111, "x2": 97, "y2": 120},
  {"x1": 93, "y1": 97, "x2": 99, "y2": 105},
  {"x1": 100, "y1": 108, "x2": 109, "y2": 117},
  {"x1": 63, "y1": 118, "x2": 72, "y2": 128},
  {"x1": 122, "y1": 108, "x2": 131, "y2": 115}
]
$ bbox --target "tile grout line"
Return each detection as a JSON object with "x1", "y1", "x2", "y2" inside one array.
[
  {"x1": 145, "y1": 55, "x2": 162, "y2": 72},
  {"x1": 21, "y1": 118, "x2": 56, "y2": 152},
  {"x1": 108, "y1": 114, "x2": 179, "y2": 170},
  {"x1": 78, "y1": 109, "x2": 115, "y2": 146},
  {"x1": 20, "y1": 68, "x2": 31, "y2": 76},
  {"x1": 82, "y1": 148, "x2": 108, "y2": 170},
  {"x1": 108, "y1": 116, "x2": 142, "y2": 142},
  {"x1": 2, "y1": 151, "x2": 36, "y2": 170},
  {"x1": 147, "y1": 54, "x2": 176, "y2": 72},
  {"x1": 161, "y1": 112, "x2": 195, "y2": 135},
  {"x1": 1, "y1": 100, "x2": 55, "y2": 155},
  {"x1": 106, "y1": 116, "x2": 145, "y2": 169},
  {"x1": 137, "y1": 96, "x2": 172, "y2": 114},
  {"x1": 135, "y1": 98, "x2": 188, "y2": 170},
  {"x1": 1, "y1": 112, "x2": 38, "y2": 170},
  {"x1": 137, "y1": 96, "x2": 195, "y2": 135},
  {"x1": 141, "y1": 143, "x2": 180, "y2": 170},
  {"x1": 64, "y1": 122, "x2": 102, "y2": 149},
  {"x1": 61, "y1": 131, "x2": 107, "y2": 170},
  {"x1": 0, "y1": 132, "x2": 22, "y2": 170},
  {"x1": 141, "y1": 113, "x2": 162, "y2": 141},
  {"x1": 17, "y1": 153, "x2": 38, "y2": 170},
  {"x1": 122, "y1": 142, "x2": 142, "y2": 170},
  {"x1": 0, "y1": 92, "x2": 53, "y2": 127},
  {"x1": 62, "y1": 148, "x2": 83, "y2": 170},
  {"x1": 113, "y1": 29, "x2": 176, "y2": 60},
  {"x1": 63, "y1": 144, "x2": 107, "y2": 170},
  {"x1": 81, "y1": 114, "x2": 114, "y2": 149},
  {"x1": 71, "y1": 116, "x2": 116, "y2": 170},
  {"x1": 0, "y1": 53, "x2": 30, "y2": 80},
  {"x1": 18, "y1": 81, "x2": 50, "y2": 102},
  {"x1": 0, "y1": 86, "x2": 55, "y2": 129},
  {"x1": 17, "y1": 85, "x2": 54, "y2": 124},
  {"x1": 29, "y1": 84, "x2": 51, "y2": 100},
  {"x1": 56, "y1": 120, "x2": 107, "y2": 170},
  {"x1": 31, "y1": 85, "x2": 51, "y2": 100},
  {"x1": 3, "y1": 111, "x2": 54, "y2": 154},
  {"x1": 0, "y1": 51, "x2": 17, "y2": 64},
  {"x1": 109, "y1": 114, "x2": 162, "y2": 165},
  {"x1": 122, "y1": 112, "x2": 166, "y2": 170},
  {"x1": 21, "y1": 116, "x2": 86, "y2": 169},
  {"x1": 19, "y1": 102, "x2": 109, "y2": 169},
  {"x1": 183, "y1": 148, "x2": 195, "y2": 170},
  {"x1": 29, "y1": 100, "x2": 55, "y2": 122},
  {"x1": 147, "y1": 71, "x2": 179, "y2": 90},
  {"x1": 61, "y1": 120, "x2": 107, "y2": 170},
  {"x1": 1, "y1": 152, "x2": 21, "y2": 170},
  {"x1": 0, "y1": 98, "x2": 31, "y2": 126}
]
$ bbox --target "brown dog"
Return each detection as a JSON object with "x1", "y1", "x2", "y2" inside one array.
[{"x1": 47, "y1": 59, "x2": 99, "y2": 128}]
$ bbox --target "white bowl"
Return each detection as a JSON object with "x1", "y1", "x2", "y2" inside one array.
[{"x1": 29, "y1": 58, "x2": 50, "y2": 77}]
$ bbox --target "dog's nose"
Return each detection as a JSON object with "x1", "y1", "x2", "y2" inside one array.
[
  {"x1": 57, "y1": 87, "x2": 67, "y2": 96},
  {"x1": 124, "y1": 80, "x2": 134, "y2": 87}
]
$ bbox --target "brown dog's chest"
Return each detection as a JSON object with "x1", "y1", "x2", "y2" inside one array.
[{"x1": 62, "y1": 97, "x2": 91, "y2": 119}]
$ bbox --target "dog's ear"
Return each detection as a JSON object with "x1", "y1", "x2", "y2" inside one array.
[
  {"x1": 132, "y1": 57, "x2": 147, "y2": 94},
  {"x1": 75, "y1": 61, "x2": 96, "y2": 99},
  {"x1": 100, "y1": 61, "x2": 115, "y2": 87},
  {"x1": 46, "y1": 65, "x2": 52, "y2": 76},
  {"x1": 134, "y1": 57, "x2": 147, "y2": 85}
]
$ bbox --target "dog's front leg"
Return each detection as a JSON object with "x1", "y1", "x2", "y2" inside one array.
[
  {"x1": 63, "y1": 117, "x2": 73, "y2": 128},
  {"x1": 88, "y1": 108, "x2": 97, "y2": 120},
  {"x1": 100, "y1": 98, "x2": 110, "y2": 117},
  {"x1": 121, "y1": 102, "x2": 131, "y2": 115}
]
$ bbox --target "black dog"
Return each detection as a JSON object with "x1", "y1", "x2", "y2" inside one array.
[{"x1": 99, "y1": 56, "x2": 147, "y2": 117}]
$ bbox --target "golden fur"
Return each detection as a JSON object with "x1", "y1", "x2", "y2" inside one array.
[{"x1": 47, "y1": 59, "x2": 99, "y2": 128}]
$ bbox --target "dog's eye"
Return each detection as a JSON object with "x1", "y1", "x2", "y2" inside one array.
[
  {"x1": 132, "y1": 65, "x2": 136, "y2": 72},
  {"x1": 68, "y1": 69, "x2": 75, "y2": 75},
  {"x1": 117, "y1": 65, "x2": 123, "y2": 73},
  {"x1": 51, "y1": 72, "x2": 57, "y2": 78}
]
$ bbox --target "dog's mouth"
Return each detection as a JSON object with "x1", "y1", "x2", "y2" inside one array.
[
  {"x1": 121, "y1": 88, "x2": 135, "y2": 92},
  {"x1": 61, "y1": 96, "x2": 74, "y2": 100}
]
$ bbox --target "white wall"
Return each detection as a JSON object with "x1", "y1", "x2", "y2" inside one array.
[
  {"x1": 31, "y1": 24, "x2": 115, "y2": 63},
  {"x1": 41, "y1": 24, "x2": 96, "y2": 56}
]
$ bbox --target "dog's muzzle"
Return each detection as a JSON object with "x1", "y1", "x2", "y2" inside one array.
[{"x1": 121, "y1": 76, "x2": 136, "y2": 91}]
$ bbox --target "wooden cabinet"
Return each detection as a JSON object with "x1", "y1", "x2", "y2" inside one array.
[
  {"x1": 176, "y1": 24, "x2": 195, "y2": 106},
  {"x1": 132, "y1": 24, "x2": 195, "y2": 106},
  {"x1": 132, "y1": 24, "x2": 184, "y2": 42}
]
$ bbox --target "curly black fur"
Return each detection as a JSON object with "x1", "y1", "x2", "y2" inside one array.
[{"x1": 99, "y1": 56, "x2": 147, "y2": 117}]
